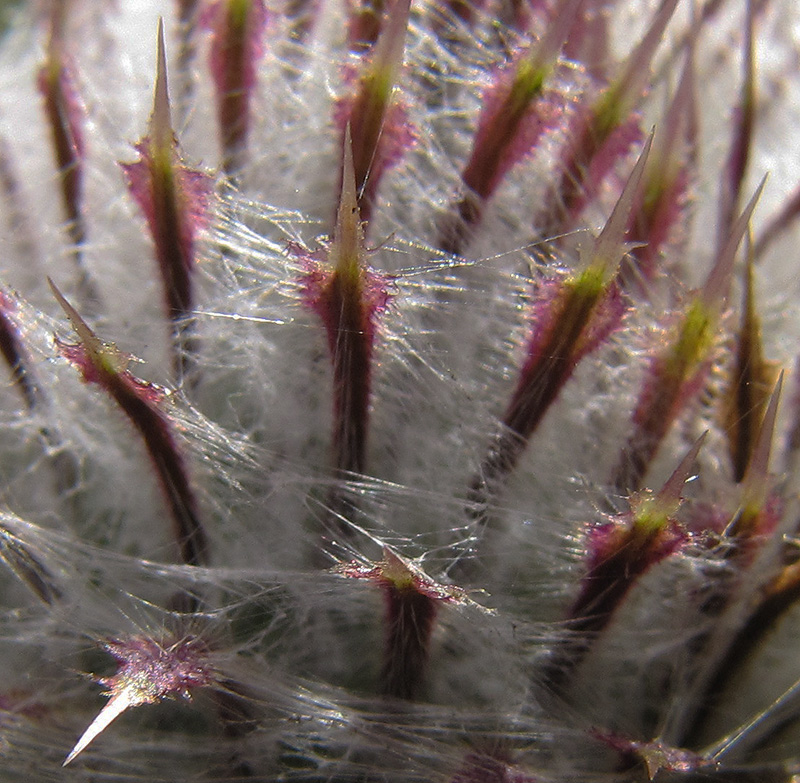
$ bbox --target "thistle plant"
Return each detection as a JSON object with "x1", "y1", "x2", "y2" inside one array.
[{"x1": 3, "y1": 0, "x2": 800, "y2": 780}]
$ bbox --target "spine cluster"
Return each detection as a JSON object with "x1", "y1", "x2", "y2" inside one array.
[{"x1": 0, "y1": 1, "x2": 800, "y2": 781}]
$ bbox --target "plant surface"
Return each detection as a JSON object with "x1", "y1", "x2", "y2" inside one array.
[{"x1": 1, "y1": 1, "x2": 800, "y2": 781}]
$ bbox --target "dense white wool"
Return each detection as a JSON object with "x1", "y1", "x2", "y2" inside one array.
[{"x1": 1, "y1": 0, "x2": 800, "y2": 780}]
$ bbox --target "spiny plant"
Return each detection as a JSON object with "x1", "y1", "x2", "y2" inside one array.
[{"x1": 2, "y1": 0, "x2": 800, "y2": 780}]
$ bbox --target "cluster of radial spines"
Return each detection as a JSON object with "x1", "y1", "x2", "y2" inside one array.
[
  {"x1": 1, "y1": 0, "x2": 800, "y2": 780},
  {"x1": 64, "y1": 634, "x2": 217, "y2": 766},
  {"x1": 340, "y1": 547, "x2": 473, "y2": 699},
  {"x1": 428, "y1": 0, "x2": 800, "y2": 761},
  {"x1": 592, "y1": 731, "x2": 714, "y2": 780},
  {"x1": 541, "y1": 436, "x2": 703, "y2": 690}
]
